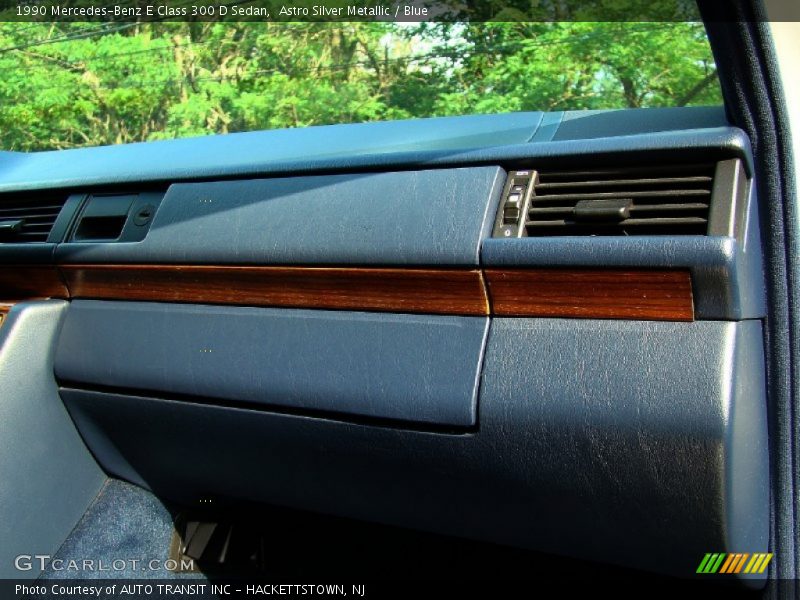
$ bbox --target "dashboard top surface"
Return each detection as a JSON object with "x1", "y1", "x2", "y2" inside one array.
[{"x1": 0, "y1": 106, "x2": 735, "y2": 193}]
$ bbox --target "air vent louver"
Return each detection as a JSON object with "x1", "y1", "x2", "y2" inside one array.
[
  {"x1": 526, "y1": 164, "x2": 715, "y2": 236},
  {"x1": 0, "y1": 195, "x2": 69, "y2": 243}
]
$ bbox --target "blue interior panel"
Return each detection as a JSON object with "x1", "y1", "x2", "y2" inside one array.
[
  {"x1": 56, "y1": 167, "x2": 505, "y2": 266},
  {"x1": 55, "y1": 300, "x2": 489, "y2": 428},
  {"x1": 0, "y1": 302, "x2": 106, "y2": 579},
  {"x1": 59, "y1": 317, "x2": 768, "y2": 581}
]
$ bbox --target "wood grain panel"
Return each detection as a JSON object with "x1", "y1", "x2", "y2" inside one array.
[
  {"x1": 0, "y1": 303, "x2": 13, "y2": 326},
  {"x1": 61, "y1": 264, "x2": 490, "y2": 316},
  {"x1": 0, "y1": 265, "x2": 68, "y2": 300},
  {"x1": 485, "y1": 268, "x2": 693, "y2": 321},
  {"x1": 1, "y1": 263, "x2": 694, "y2": 320}
]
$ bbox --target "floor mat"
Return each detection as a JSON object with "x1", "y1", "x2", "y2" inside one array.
[{"x1": 39, "y1": 479, "x2": 202, "y2": 580}]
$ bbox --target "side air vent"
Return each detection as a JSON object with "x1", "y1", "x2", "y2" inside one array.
[
  {"x1": 0, "y1": 195, "x2": 70, "y2": 243},
  {"x1": 492, "y1": 161, "x2": 749, "y2": 239},
  {"x1": 527, "y1": 164, "x2": 715, "y2": 236}
]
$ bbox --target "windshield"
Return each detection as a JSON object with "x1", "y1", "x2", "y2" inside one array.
[{"x1": 0, "y1": 21, "x2": 722, "y2": 151}]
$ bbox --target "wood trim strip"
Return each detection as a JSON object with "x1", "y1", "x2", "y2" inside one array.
[
  {"x1": 0, "y1": 302, "x2": 13, "y2": 327},
  {"x1": 0, "y1": 264, "x2": 694, "y2": 321},
  {"x1": 485, "y1": 268, "x2": 694, "y2": 321},
  {"x1": 60, "y1": 264, "x2": 491, "y2": 316},
  {"x1": 0, "y1": 265, "x2": 69, "y2": 301}
]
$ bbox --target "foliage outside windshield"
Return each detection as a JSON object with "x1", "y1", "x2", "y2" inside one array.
[{"x1": 0, "y1": 21, "x2": 722, "y2": 151}]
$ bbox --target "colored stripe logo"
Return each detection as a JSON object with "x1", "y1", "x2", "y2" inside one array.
[{"x1": 696, "y1": 553, "x2": 772, "y2": 574}]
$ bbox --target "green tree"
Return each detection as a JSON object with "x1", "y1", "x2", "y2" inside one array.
[{"x1": 0, "y1": 20, "x2": 722, "y2": 151}]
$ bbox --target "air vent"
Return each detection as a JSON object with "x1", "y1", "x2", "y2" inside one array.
[
  {"x1": 526, "y1": 164, "x2": 715, "y2": 236},
  {"x1": 0, "y1": 195, "x2": 69, "y2": 243}
]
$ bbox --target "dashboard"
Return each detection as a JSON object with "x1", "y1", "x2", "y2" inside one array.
[{"x1": 0, "y1": 105, "x2": 770, "y2": 584}]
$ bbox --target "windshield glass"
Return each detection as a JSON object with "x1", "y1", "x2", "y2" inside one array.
[{"x1": 0, "y1": 21, "x2": 722, "y2": 151}]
